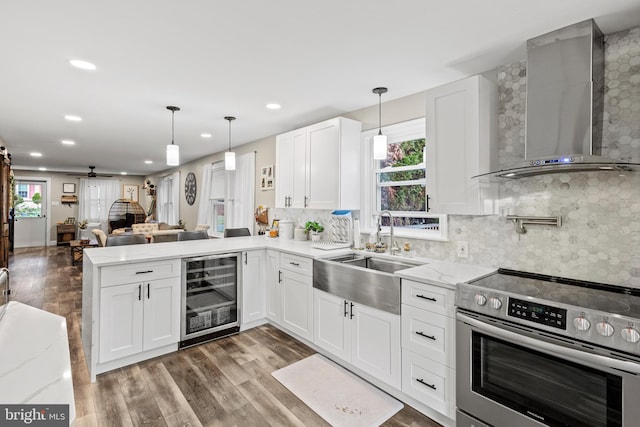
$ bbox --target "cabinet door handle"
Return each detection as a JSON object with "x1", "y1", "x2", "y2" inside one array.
[
  {"x1": 289, "y1": 262, "x2": 300, "y2": 266},
  {"x1": 304, "y1": 196, "x2": 308, "y2": 208},
  {"x1": 426, "y1": 195, "x2": 431, "y2": 212},
  {"x1": 278, "y1": 271, "x2": 282, "y2": 283},
  {"x1": 416, "y1": 378, "x2": 436, "y2": 390},
  {"x1": 147, "y1": 283, "x2": 150, "y2": 299},
  {"x1": 138, "y1": 284, "x2": 142, "y2": 301},
  {"x1": 350, "y1": 302, "x2": 354, "y2": 319},
  {"x1": 415, "y1": 331, "x2": 436, "y2": 341},
  {"x1": 244, "y1": 253, "x2": 248, "y2": 265},
  {"x1": 343, "y1": 300, "x2": 349, "y2": 317},
  {"x1": 416, "y1": 294, "x2": 437, "y2": 302},
  {"x1": 136, "y1": 270, "x2": 154, "y2": 275}
]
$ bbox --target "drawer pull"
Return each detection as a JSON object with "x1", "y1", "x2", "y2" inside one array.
[
  {"x1": 416, "y1": 294, "x2": 436, "y2": 302},
  {"x1": 416, "y1": 378, "x2": 436, "y2": 390},
  {"x1": 135, "y1": 270, "x2": 154, "y2": 275},
  {"x1": 289, "y1": 262, "x2": 300, "y2": 266},
  {"x1": 415, "y1": 331, "x2": 436, "y2": 341}
]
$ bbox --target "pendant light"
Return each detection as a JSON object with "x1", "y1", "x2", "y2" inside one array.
[
  {"x1": 372, "y1": 87, "x2": 388, "y2": 160},
  {"x1": 166, "y1": 106, "x2": 180, "y2": 166},
  {"x1": 224, "y1": 116, "x2": 236, "y2": 171}
]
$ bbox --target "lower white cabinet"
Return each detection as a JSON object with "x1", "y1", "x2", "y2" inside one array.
[
  {"x1": 265, "y1": 250, "x2": 281, "y2": 323},
  {"x1": 242, "y1": 250, "x2": 266, "y2": 326},
  {"x1": 99, "y1": 277, "x2": 180, "y2": 363},
  {"x1": 402, "y1": 350, "x2": 455, "y2": 417},
  {"x1": 281, "y1": 268, "x2": 313, "y2": 340},
  {"x1": 313, "y1": 289, "x2": 401, "y2": 388}
]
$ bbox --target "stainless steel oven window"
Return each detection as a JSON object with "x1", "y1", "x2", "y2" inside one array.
[{"x1": 471, "y1": 331, "x2": 622, "y2": 427}]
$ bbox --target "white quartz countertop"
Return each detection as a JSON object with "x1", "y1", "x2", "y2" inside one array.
[
  {"x1": 0, "y1": 302, "x2": 75, "y2": 423},
  {"x1": 84, "y1": 236, "x2": 352, "y2": 266},
  {"x1": 396, "y1": 261, "x2": 497, "y2": 289}
]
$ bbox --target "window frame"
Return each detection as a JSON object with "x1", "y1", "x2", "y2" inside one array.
[{"x1": 361, "y1": 117, "x2": 448, "y2": 241}]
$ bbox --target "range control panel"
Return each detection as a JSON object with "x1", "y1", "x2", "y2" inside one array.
[{"x1": 508, "y1": 297, "x2": 567, "y2": 330}]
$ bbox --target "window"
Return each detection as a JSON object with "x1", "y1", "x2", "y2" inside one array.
[
  {"x1": 157, "y1": 172, "x2": 180, "y2": 225},
  {"x1": 363, "y1": 118, "x2": 447, "y2": 240},
  {"x1": 14, "y1": 182, "x2": 44, "y2": 218},
  {"x1": 17, "y1": 184, "x2": 28, "y2": 198},
  {"x1": 77, "y1": 178, "x2": 120, "y2": 232}
]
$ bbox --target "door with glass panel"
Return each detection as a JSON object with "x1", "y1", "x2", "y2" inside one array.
[{"x1": 14, "y1": 180, "x2": 47, "y2": 248}]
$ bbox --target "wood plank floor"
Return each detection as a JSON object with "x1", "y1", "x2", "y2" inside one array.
[{"x1": 9, "y1": 246, "x2": 441, "y2": 427}]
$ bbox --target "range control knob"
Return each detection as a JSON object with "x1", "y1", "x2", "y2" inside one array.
[
  {"x1": 596, "y1": 321, "x2": 615, "y2": 337},
  {"x1": 573, "y1": 316, "x2": 591, "y2": 332},
  {"x1": 621, "y1": 327, "x2": 640, "y2": 343},
  {"x1": 474, "y1": 294, "x2": 487, "y2": 306},
  {"x1": 489, "y1": 297, "x2": 502, "y2": 310}
]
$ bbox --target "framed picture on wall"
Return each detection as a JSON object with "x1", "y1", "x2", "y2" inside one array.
[
  {"x1": 260, "y1": 164, "x2": 275, "y2": 191},
  {"x1": 63, "y1": 183, "x2": 76, "y2": 193},
  {"x1": 123, "y1": 184, "x2": 139, "y2": 202}
]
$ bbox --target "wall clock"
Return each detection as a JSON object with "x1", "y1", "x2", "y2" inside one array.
[{"x1": 185, "y1": 172, "x2": 197, "y2": 205}]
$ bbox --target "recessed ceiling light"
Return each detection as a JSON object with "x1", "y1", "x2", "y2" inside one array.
[
  {"x1": 201, "y1": 133, "x2": 212, "y2": 138},
  {"x1": 120, "y1": 172, "x2": 127, "y2": 175},
  {"x1": 144, "y1": 160, "x2": 153, "y2": 164},
  {"x1": 30, "y1": 152, "x2": 43, "y2": 157},
  {"x1": 38, "y1": 167, "x2": 47, "y2": 171},
  {"x1": 64, "y1": 115, "x2": 82, "y2": 122},
  {"x1": 69, "y1": 59, "x2": 96, "y2": 70},
  {"x1": 61, "y1": 140, "x2": 75, "y2": 145},
  {"x1": 266, "y1": 103, "x2": 281, "y2": 110}
]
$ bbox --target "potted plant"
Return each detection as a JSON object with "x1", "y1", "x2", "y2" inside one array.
[{"x1": 304, "y1": 221, "x2": 324, "y2": 242}]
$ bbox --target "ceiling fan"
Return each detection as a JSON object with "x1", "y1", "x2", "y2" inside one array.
[{"x1": 66, "y1": 166, "x2": 113, "y2": 178}]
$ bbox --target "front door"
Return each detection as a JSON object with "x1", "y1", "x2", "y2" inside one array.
[{"x1": 14, "y1": 180, "x2": 47, "y2": 248}]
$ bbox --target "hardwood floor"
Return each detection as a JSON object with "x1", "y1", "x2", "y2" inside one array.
[{"x1": 9, "y1": 246, "x2": 441, "y2": 427}]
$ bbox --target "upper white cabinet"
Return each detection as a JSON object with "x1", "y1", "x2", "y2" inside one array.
[
  {"x1": 425, "y1": 75, "x2": 498, "y2": 215},
  {"x1": 275, "y1": 117, "x2": 362, "y2": 210}
]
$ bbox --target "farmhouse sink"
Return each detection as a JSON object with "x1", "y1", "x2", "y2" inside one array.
[{"x1": 313, "y1": 254, "x2": 422, "y2": 315}]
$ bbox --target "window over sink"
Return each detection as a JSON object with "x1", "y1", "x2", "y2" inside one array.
[{"x1": 362, "y1": 118, "x2": 447, "y2": 241}]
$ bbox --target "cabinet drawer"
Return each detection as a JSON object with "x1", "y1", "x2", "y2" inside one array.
[
  {"x1": 402, "y1": 304, "x2": 455, "y2": 367},
  {"x1": 402, "y1": 349, "x2": 455, "y2": 419},
  {"x1": 280, "y1": 253, "x2": 312, "y2": 276},
  {"x1": 402, "y1": 279, "x2": 455, "y2": 317},
  {"x1": 101, "y1": 259, "x2": 180, "y2": 286}
]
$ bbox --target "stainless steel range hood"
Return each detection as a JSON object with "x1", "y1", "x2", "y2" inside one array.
[{"x1": 476, "y1": 19, "x2": 639, "y2": 179}]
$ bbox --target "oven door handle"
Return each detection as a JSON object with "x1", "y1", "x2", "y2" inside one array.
[{"x1": 457, "y1": 312, "x2": 640, "y2": 375}]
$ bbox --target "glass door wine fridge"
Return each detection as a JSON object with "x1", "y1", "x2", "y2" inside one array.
[{"x1": 180, "y1": 253, "x2": 241, "y2": 348}]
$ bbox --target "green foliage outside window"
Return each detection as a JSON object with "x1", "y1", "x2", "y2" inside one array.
[{"x1": 379, "y1": 139, "x2": 426, "y2": 212}]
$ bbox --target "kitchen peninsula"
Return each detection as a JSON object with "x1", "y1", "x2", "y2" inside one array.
[{"x1": 82, "y1": 236, "x2": 494, "y2": 425}]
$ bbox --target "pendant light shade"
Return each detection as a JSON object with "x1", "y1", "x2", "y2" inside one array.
[
  {"x1": 224, "y1": 116, "x2": 236, "y2": 171},
  {"x1": 166, "y1": 106, "x2": 180, "y2": 166},
  {"x1": 372, "y1": 87, "x2": 388, "y2": 160}
]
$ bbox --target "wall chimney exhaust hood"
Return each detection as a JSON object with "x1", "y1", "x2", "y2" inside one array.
[{"x1": 475, "y1": 19, "x2": 639, "y2": 179}]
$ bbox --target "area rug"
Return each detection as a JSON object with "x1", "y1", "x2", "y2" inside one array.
[{"x1": 272, "y1": 354, "x2": 403, "y2": 426}]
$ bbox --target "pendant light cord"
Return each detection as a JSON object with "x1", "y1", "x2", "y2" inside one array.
[
  {"x1": 171, "y1": 110, "x2": 175, "y2": 145},
  {"x1": 378, "y1": 92, "x2": 382, "y2": 136},
  {"x1": 224, "y1": 116, "x2": 236, "y2": 152}
]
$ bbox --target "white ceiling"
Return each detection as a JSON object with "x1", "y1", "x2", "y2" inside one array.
[{"x1": 2, "y1": 0, "x2": 640, "y2": 176}]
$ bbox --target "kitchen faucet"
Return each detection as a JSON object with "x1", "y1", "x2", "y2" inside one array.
[{"x1": 379, "y1": 211, "x2": 396, "y2": 254}]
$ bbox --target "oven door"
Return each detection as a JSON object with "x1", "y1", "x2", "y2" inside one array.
[{"x1": 456, "y1": 311, "x2": 640, "y2": 427}]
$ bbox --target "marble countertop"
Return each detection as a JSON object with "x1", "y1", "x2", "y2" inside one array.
[
  {"x1": 0, "y1": 302, "x2": 75, "y2": 423},
  {"x1": 84, "y1": 236, "x2": 354, "y2": 266},
  {"x1": 396, "y1": 261, "x2": 497, "y2": 289}
]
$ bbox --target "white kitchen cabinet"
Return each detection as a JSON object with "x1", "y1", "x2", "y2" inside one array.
[
  {"x1": 99, "y1": 277, "x2": 180, "y2": 363},
  {"x1": 278, "y1": 253, "x2": 314, "y2": 341},
  {"x1": 275, "y1": 117, "x2": 362, "y2": 209},
  {"x1": 401, "y1": 278, "x2": 457, "y2": 419},
  {"x1": 425, "y1": 74, "x2": 498, "y2": 215},
  {"x1": 313, "y1": 289, "x2": 401, "y2": 389},
  {"x1": 241, "y1": 250, "x2": 266, "y2": 327},
  {"x1": 265, "y1": 250, "x2": 281, "y2": 323}
]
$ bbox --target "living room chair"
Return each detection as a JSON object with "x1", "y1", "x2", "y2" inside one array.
[
  {"x1": 105, "y1": 234, "x2": 147, "y2": 246},
  {"x1": 177, "y1": 230, "x2": 209, "y2": 241},
  {"x1": 224, "y1": 227, "x2": 251, "y2": 238},
  {"x1": 91, "y1": 229, "x2": 108, "y2": 247}
]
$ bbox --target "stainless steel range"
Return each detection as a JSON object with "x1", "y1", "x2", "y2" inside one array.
[{"x1": 456, "y1": 268, "x2": 640, "y2": 427}]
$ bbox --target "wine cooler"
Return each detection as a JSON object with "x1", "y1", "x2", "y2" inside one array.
[{"x1": 180, "y1": 253, "x2": 241, "y2": 348}]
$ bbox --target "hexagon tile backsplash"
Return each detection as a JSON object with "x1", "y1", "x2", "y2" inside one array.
[{"x1": 274, "y1": 25, "x2": 640, "y2": 288}]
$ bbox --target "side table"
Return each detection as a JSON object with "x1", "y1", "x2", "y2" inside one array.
[{"x1": 70, "y1": 240, "x2": 99, "y2": 266}]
